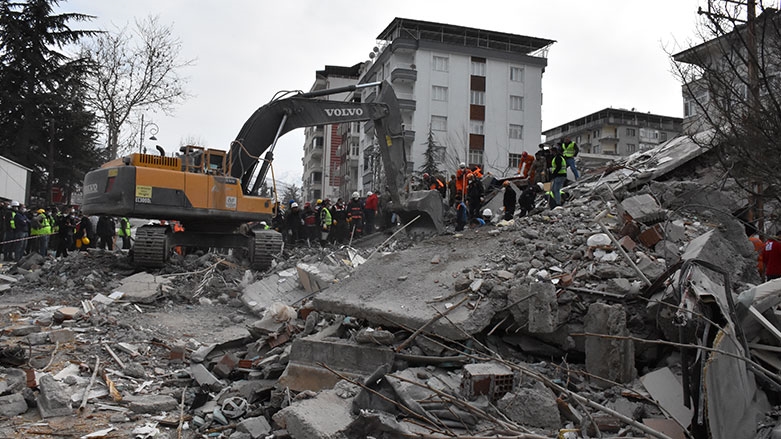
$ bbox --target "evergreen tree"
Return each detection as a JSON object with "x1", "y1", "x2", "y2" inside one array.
[
  {"x1": 419, "y1": 125, "x2": 441, "y2": 176},
  {"x1": 0, "y1": 0, "x2": 98, "y2": 203}
]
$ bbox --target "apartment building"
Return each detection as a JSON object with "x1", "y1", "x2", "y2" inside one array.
[
  {"x1": 543, "y1": 108, "x2": 682, "y2": 156},
  {"x1": 355, "y1": 18, "x2": 554, "y2": 192},
  {"x1": 301, "y1": 64, "x2": 361, "y2": 202}
]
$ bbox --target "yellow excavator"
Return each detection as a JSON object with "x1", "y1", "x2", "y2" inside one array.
[{"x1": 81, "y1": 80, "x2": 443, "y2": 269}]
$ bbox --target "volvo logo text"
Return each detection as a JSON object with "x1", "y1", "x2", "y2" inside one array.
[{"x1": 324, "y1": 108, "x2": 363, "y2": 117}]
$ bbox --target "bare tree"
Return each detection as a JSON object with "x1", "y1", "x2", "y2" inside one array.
[
  {"x1": 82, "y1": 15, "x2": 195, "y2": 160},
  {"x1": 671, "y1": 1, "x2": 781, "y2": 210}
]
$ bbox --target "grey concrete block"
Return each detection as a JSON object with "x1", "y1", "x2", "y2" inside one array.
[
  {"x1": 37, "y1": 375, "x2": 72, "y2": 418},
  {"x1": 619, "y1": 194, "x2": 665, "y2": 225},
  {"x1": 497, "y1": 382, "x2": 561, "y2": 430},
  {"x1": 527, "y1": 283, "x2": 557, "y2": 334},
  {"x1": 237, "y1": 416, "x2": 272, "y2": 438},
  {"x1": 0, "y1": 393, "x2": 27, "y2": 417},
  {"x1": 190, "y1": 363, "x2": 221, "y2": 390},
  {"x1": 584, "y1": 303, "x2": 636, "y2": 386},
  {"x1": 0, "y1": 367, "x2": 27, "y2": 396},
  {"x1": 273, "y1": 390, "x2": 354, "y2": 439},
  {"x1": 124, "y1": 394, "x2": 179, "y2": 414}
]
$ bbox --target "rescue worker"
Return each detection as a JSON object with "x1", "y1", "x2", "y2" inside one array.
[
  {"x1": 454, "y1": 195, "x2": 468, "y2": 232},
  {"x1": 320, "y1": 199, "x2": 333, "y2": 245},
  {"x1": 364, "y1": 191, "x2": 378, "y2": 235},
  {"x1": 448, "y1": 175, "x2": 457, "y2": 206},
  {"x1": 96, "y1": 215, "x2": 116, "y2": 250},
  {"x1": 533, "y1": 144, "x2": 552, "y2": 184},
  {"x1": 9, "y1": 202, "x2": 29, "y2": 261},
  {"x1": 518, "y1": 184, "x2": 539, "y2": 217},
  {"x1": 549, "y1": 146, "x2": 568, "y2": 208},
  {"x1": 749, "y1": 233, "x2": 765, "y2": 281},
  {"x1": 284, "y1": 202, "x2": 303, "y2": 244},
  {"x1": 117, "y1": 217, "x2": 132, "y2": 250},
  {"x1": 31, "y1": 209, "x2": 51, "y2": 257},
  {"x1": 560, "y1": 137, "x2": 580, "y2": 180},
  {"x1": 55, "y1": 209, "x2": 75, "y2": 258},
  {"x1": 502, "y1": 181, "x2": 516, "y2": 221},
  {"x1": 517, "y1": 151, "x2": 535, "y2": 180},
  {"x1": 470, "y1": 165, "x2": 483, "y2": 179},
  {"x1": 347, "y1": 192, "x2": 364, "y2": 238},
  {"x1": 466, "y1": 173, "x2": 484, "y2": 220},
  {"x1": 331, "y1": 198, "x2": 348, "y2": 243},
  {"x1": 763, "y1": 233, "x2": 781, "y2": 281},
  {"x1": 1, "y1": 203, "x2": 12, "y2": 261},
  {"x1": 455, "y1": 163, "x2": 469, "y2": 201},
  {"x1": 302, "y1": 202, "x2": 318, "y2": 244}
]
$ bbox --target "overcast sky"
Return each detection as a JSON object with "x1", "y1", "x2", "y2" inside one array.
[{"x1": 60, "y1": 0, "x2": 705, "y2": 186}]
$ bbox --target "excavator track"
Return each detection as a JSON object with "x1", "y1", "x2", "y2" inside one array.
[
  {"x1": 134, "y1": 226, "x2": 169, "y2": 268},
  {"x1": 252, "y1": 230, "x2": 283, "y2": 270}
]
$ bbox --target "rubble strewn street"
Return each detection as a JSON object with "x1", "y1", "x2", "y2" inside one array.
[{"x1": 0, "y1": 136, "x2": 779, "y2": 438}]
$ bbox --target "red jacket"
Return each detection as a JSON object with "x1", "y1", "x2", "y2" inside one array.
[
  {"x1": 764, "y1": 238, "x2": 781, "y2": 277},
  {"x1": 364, "y1": 193, "x2": 379, "y2": 211}
]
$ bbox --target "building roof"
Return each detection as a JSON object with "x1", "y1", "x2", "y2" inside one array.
[
  {"x1": 377, "y1": 17, "x2": 554, "y2": 56},
  {"x1": 315, "y1": 63, "x2": 363, "y2": 79},
  {"x1": 673, "y1": 7, "x2": 780, "y2": 65},
  {"x1": 543, "y1": 108, "x2": 682, "y2": 136}
]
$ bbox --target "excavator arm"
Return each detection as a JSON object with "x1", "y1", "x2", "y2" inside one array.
[{"x1": 230, "y1": 81, "x2": 406, "y2": 203}]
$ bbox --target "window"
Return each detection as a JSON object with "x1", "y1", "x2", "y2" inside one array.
[
  {"x1": 684, "y1": 100, "x2": 696, "y2": 117},
  {"x1": 470, "y1": 90, "x2": 485, "y2": 105},
  {"x1": 626, "y1": 143, "x2": 636, "y2": 154},
  {"x1": 593, "y1": 129, "x2": 600, "y2": 138},
  {"x1": 510, "y1": 66, "x2": 524, "y2": 82},
  {"x1": 471, "y1": 60, "x2": 486, "y2": 76},
  {"x1": 510, "y1": 95, "x2": 524, "y2": 111},
  {"x1": 432, "y1": 85, "x2": 448, "y2": 101},
  {"x1": 660, "y1": 132, "x2": 668, "y2": 142},
  {"x1": 509, "y1": 153, "x2": 522, "y2": 168},
  {"x1": 593, "y1": 144, "x2": 600, "y2": 154},
  {"x1": 433, "y1": 55, "x2": 449, "y2": 72},
  {"x1": 431, "y1": 115, "x2": 447, "y2": 131},
  {"x1": 470, "y1": 120, "x2": 484, "y2": 135},
  {"x1": 468, "y1": 149, "x2": 483, "y2": 167},
  {"x1": 509, "y1": 124, "x2": 524, "y2": 140},
  {"x1": 625, "y1": 128, "x2": 636, "y2": 137}
]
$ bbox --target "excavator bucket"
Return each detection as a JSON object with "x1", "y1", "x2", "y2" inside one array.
[{"x1": 395, "y1": 190, "x2": 445, "y2": 236}]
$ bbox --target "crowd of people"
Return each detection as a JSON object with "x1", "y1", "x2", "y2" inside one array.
[
  {"x1": 0, "y1": 201, "x2": 131, "y2": 262},
  {"x1": 272, "y1": 190, "x2": 382, "y2": 246}
]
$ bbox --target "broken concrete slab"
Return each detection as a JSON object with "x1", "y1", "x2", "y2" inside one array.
[
  {"x1": 313, "y1": 241, "x2": 500, "y2": 340},
  {"x1": 640, "y1": 367, "x2": 692, "y2": 428},
  {"x1": 237, "y1": 416, "x2": 272, "y2": 438},
  {"x1": 0, "y1": 367, "x2": 26, "y2": 396},
  {"x1": 115, "y1": 272, "x2": 172, "y2": 304},
  {"x1": 619, "y1": 194, "x2": 666, "y2": 225},
  {"x1": 497, "y1": 381, "x2": 561, "y2": 430},
  {"x1": 584, "y1": 303, "x2": 635, "y2": 386},
  {"x1": 37, "y1": 374, "x2": 72, "y2": 418},
  {"x1": 527, "y1": 283, "x2": 557, "y2": 334},
  {"x1": 241, "y1": 270, "x2": 310, "y2": 317},
  {"x1": 279, "y1": 337, "x2": 395, "y2": 392},
  {"x1": 296, "y1": 263, "x2": 339, "y2": 293},
  {"x1": 682, "y1": 229, "x2": 759, "y2": 284},
  {"x1": 273, "y1": 388, "x2": 355, "y2": 439},
  {"x1": 0, "y1": 393, "x2": 27, "y2": 417},
  {"x1": 124, "y1": 394, "x2": 180, "y2": 414}
]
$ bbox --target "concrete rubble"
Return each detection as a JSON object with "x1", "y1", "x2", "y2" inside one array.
[{"x1": 0, "y1": 137, "x2": 778, "y2": 438}]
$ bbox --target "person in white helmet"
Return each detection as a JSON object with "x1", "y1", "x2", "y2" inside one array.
[
  {"x1": 455, "y1": 162, "x2": 469, "y2": 200},
  {"x1": 347, "y1": 192, "x2": 364, "y2": 237},
  {"x1": 364, "y1": 191, "x2": 378, "y2": 235}
]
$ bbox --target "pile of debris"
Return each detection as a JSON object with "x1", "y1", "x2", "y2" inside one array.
[{"x1": 0, "y1": 135, "x2": 778, "y2": 439}]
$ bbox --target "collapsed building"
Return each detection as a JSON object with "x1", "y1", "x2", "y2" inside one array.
[{"x1": 0, "y1": 134, "x2": 778, "y2": 439}]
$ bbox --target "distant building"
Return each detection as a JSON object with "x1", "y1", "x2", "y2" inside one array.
[
  {"x1": 302, "y1": 64, "x2": 362, "y2": 202},
  {"x1": 301, "y1": 18, "x2": 554, "y2": 201},
  {"x1": 672, "y1": 8, "x2": 781, "y2": 135},
  {"x1": 543, "y1": 108, "x2": 682, "y2": 156}
]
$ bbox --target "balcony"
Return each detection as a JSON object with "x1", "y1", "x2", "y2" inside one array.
[
  {"x1": 398, "y1": 98, "x2": 417, "y2": 111},
  {"x1": 391, "y1": 67, "x2": 417, "y2": 83},
  {"x1": 390, "y1": 38, "x2": 418, "y2": 53}
]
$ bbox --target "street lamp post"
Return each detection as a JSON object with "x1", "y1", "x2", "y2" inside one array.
[{"x1": 139, "y1": 114, "x2": 159, "y2": 154}]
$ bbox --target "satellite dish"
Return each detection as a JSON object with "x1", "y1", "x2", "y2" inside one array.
[
  {"x1": 369, "y1": 52, "x2": 376, "y2": 59},
  {"x1": 372, "y1": 46, "x2": 379, "y2": 53}
]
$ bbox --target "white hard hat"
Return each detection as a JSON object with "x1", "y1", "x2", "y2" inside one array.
[
  {"x1": 259, "y1": 221, "x2": 267, "y2": 226},
  {"x1": 291, "y1": 202, "x2": 299, "y2": 208},
  {"x1": 537, "y1": 182, "x2": 544, "y2": 191},
  {"x1": 459, "y1": 162, "x2": 466, "y2": 168},
  {"x1": 367, "y1": 191, "x2": 373, "y2": 196},
  {"x1": 352, "y1": 191, "x2": 360, "y2": 199},
  {"x1": 482, "y1": 208, "x2": 492, "y2": 217},
  {"x1": 10, "y1": 201, "x2": 19, "y2": 207}
]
